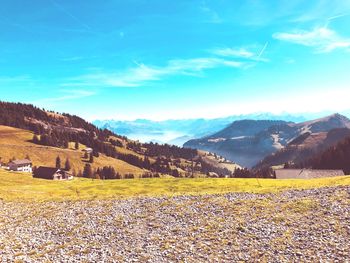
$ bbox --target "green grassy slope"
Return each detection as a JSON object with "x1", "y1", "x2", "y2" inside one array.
[
  {"x1": 0, "y1": 170, "x2": 349, "y2": 201},
  {"x1": 0, "y1": 125, "x2": 145, "y2": 176}
]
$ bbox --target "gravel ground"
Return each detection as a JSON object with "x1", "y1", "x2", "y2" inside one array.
[{"x1": 1, "y1": 186, "x2": 350, "y2": 262}]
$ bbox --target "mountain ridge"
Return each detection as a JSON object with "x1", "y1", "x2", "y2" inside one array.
[
  {"x1": 184, "y1": 113, "x2": 350, "y2": 168},
  {"x1": 93, "y1": 113, "x2": 308, "y2": 146}
]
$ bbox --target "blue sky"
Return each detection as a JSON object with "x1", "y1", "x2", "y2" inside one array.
[{"x1": 1, "y1": 0, "x2": 350, "y2": 120}]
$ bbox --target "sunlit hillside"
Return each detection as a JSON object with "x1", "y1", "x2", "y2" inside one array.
[
  {"x1": 0, "y1": 125, "x2": 145, "y2": 176},
  {"x1": 1, "y1": 169, "x2": 349, "y2": 201}
]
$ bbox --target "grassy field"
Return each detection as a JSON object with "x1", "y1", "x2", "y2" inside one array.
[
  {"x1": 0, "y1": 125, "x2": 145, "y2": 176},
  {"x1": 0, "y1": 169, "x2": 349, "y2": 201}
]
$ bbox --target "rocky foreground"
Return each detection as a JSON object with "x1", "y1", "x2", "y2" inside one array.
[{"x1": 1, "y1": 186, "x2": 350, "y2": 262}]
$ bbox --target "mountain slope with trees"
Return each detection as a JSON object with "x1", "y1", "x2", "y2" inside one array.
[
  {"x1": 185, "y1": 114, "x2": 350, "y2": 168},
  {"x1": 0, "y1": 101, "x2": 238, "y2": 178},
  {"x1": 309, "y1": 136, "x2": 350, "y2": 174},
  {"x1": 255, "y1": 128, "x2": 350, "y2": 170}
]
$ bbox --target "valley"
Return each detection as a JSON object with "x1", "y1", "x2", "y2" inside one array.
[{"x1": 94, "y1": 113, "x2": 308, "y2": 146}]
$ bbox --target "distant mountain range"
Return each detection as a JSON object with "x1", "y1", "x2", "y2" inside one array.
[
  {"x1": 184, "y1": 114, "x2": 350, "y2": 168},
  {"x1": 93, "y1": 113, "x2": 308, "y2": 146}
]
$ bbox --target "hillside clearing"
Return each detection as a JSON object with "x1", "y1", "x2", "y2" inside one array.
[
  {"x1": 0, "y1": 125, "x2": 145, "y2": 176},
  {"x1": 0, "y1": 170, "x2": 349, "y2": 201}
]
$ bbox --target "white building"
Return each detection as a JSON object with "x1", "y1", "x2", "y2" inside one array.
[
  {"x1": 274, "y1": 169, "x2": 344, "y2": 179},
  {"x1": 8, "y1": 159, "x2": 33, "y2": 173},
  {"x1": 82, "y1": 147, "x2": 93, "y2": 154}
]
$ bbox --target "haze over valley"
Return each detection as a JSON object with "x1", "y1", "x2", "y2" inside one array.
[{"x1": 93, "y1": 112, "x2": 317, "y2": 146}]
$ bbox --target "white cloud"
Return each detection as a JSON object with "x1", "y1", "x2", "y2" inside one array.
[
  {"x1": 212, "y1": 44, "x2": 269, "y2": 62},
  {"x1": 212, "y1": 48, "x2": 254, "y2": 58},
  {"x1": 176, "y1": 87, "x2": 350, "y2": 120},
  {"x1": 33, "y1": 89, "x2": 95, "y2": 103},
  {"x1": 96, "y1": 87, "x2": 350, "y2": 121},
  {"x1": 273, "y1": 26, "x2": 350, "y2": 53},
  {"x1": 65, "y1": 57, "x2": 247, "y2": 88}
]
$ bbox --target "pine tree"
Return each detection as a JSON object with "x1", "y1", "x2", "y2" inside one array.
[
  {"x1": 56, "y1": 156, "x2": 61, "y2": 169},
  {"x1": 32, "y1": 135, "x2": 39, "y2": 144},
  {"x1": 83, "y1": 163, "x2": 92, "y2": 178},
  {"x1": 64, "y1": 158, "x2": 71, "y2": 171},
  {"x1": 63, "y1": 140, "x2": 69, "y2": 149},
  {"x1": 93, "y1": 149, "x2": 99, "y2": 157}
]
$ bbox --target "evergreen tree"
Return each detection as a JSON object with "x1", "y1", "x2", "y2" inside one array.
[
  {"x1": 63, "y1": 140, "x2": 69, "y2": 148},
  {"x1": 93, "y1": 149, "x2": 99, "y2": 157},
  {"x1": 89, "y1": 154, "x2": 94, "y2": 163},
  {"x1": 143, "y1": 157, "x2": 151, "y2": 170},
  {"x1": 64, "y1": 158, "x2": 71, "y2": 171},
  {"x1": 32, "y1": 134, "x2": 39, "y2": 144},
  {"x1": 83, "y1": 163, "x2": 92, "y2": 178},
  {"x1": 56, "y1": 156, "x2": 61, "y2": 169}
]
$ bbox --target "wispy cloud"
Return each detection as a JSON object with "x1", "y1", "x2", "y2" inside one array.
[
  {"x1": 212, "y1": 48, "x2": 255, "y2": 58},
  {"x1": 273, "y1": 26, "x2": 350, "y2": 53},
  {"x1": 212, "y1": 44, "x2": 269, "y2": 62},
  {"x1": 33, "y1": 89, "x2": 95, "y2": 103},
  {"x1": 327, "y1": 13, "x2": 350, "y2": 22},
  {"x1": 64, "y1": 57, "x2": 247, "y2": 88}
]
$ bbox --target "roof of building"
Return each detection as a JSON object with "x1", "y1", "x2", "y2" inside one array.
[
  {"x1": 34, "y1": 166, "x2": 60, "y2": 178},
  {"x1": 82, "y1": 148, "x2": 93, "y2": 152},
  {"x1": 275, "y1": 169, "x2": 345, "y2": 179},
  {"x1": 9, "y1": 159, "x2": 32, "y2": 165}
]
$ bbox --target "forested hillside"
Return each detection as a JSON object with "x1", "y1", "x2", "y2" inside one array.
[
  {"x1": 0, "y1": 101, "x2": 239, "y2": 178},
  {"x1": 305, "y1": 136, "x2": 350, "y2": 174}
]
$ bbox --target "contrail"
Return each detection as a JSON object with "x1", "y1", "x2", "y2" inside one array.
[
  {"x1": 328, "y1": 13, "x2": 349, "y2": 21},
  {"x1": 325, "y1": 13, "x2": 350, "y2": 27},
  {"x1": 49, "y1": 0, "x2": 91, "y2": 31},
  {"x1": 258, "y1": 42, "x2": 269, "y2": 58}
]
